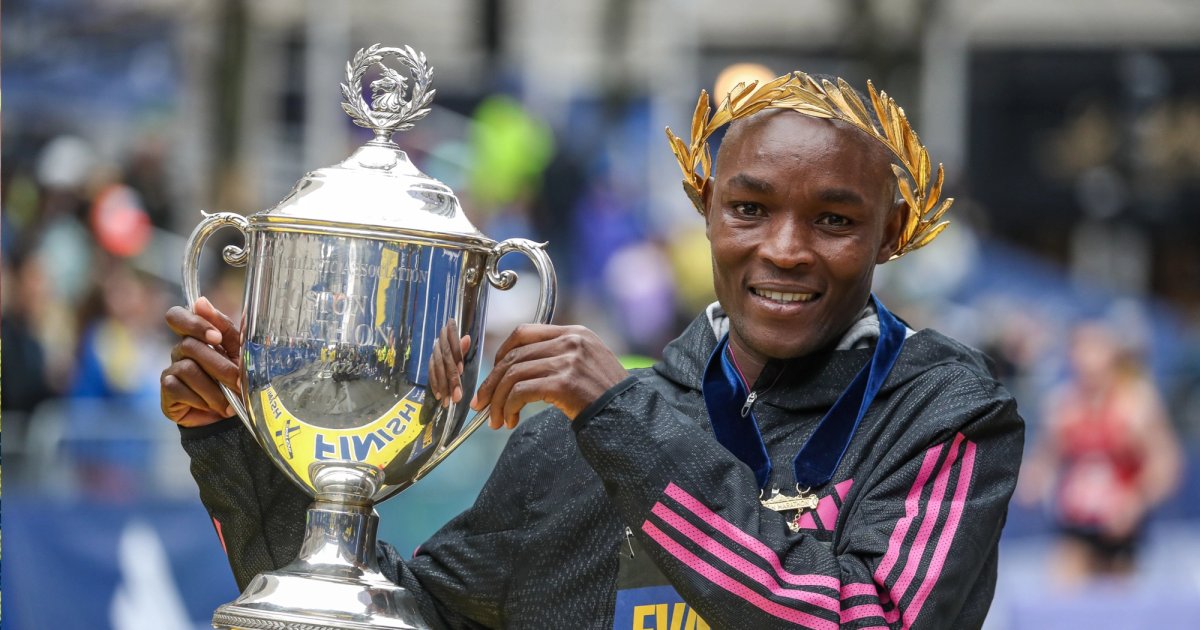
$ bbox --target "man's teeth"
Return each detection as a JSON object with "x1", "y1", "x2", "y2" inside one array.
[{"x1": 752, "y1": 288, "x2": 816, "y2": 303}]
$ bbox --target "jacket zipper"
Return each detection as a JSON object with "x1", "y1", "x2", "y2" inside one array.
[
  {"x1": 741, "y1": 392, "x2": 758, "y2": 417},
  {"x1": 728, "y1": 343, "x2": 782, "y2": 419},
  {"x1": 740, "y1": 370, "x2": 784, "y2": 418}
]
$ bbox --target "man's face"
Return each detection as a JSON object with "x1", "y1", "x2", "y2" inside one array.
[{"x1": 703, "y1": 110, "x2": 904, "y2": 360}]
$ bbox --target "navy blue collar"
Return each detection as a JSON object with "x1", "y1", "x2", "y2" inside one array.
[{"x1": 701, "y1": 295, "x2": 908, "y2": 490}]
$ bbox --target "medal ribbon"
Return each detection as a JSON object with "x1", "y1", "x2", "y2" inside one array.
[{"x1": 702, "y1": 295, "x2": 907, "y2": 490}]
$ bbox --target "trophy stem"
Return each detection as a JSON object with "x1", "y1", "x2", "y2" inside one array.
[{"x1": 213, "y1": 463, "x2": 430, "y2": 630}]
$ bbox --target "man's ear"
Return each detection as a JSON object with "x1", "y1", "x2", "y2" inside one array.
[
  {"x1": 702, "y1": 177, "x2": 715, "y2": 239},
  {"x1": 877, "y1": 199, "x2": 907, "y2": 264}
]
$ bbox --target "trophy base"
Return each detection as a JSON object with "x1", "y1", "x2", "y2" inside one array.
[
  {"x1": 212, "y1": 463, "x2": 431, "y2": 630},
  {"x1": 212, "y1": 569, "x2": 427, "y2": 630}
]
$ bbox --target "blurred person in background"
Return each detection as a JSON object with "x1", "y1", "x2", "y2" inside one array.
[
  {"x1": 1019, "y1": 321, "x2": 1183, "y2": 581},
  {"x1": 1, "y1": 247, "x2": 57, "y2": 414},
  {"x1": 70, "y1": 257, "x2": 171, "y2": 401},
  {"x1": 65, "y1": 253, "x2": 174, "y2": 498}
]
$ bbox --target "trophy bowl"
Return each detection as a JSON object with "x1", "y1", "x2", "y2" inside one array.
[{"x1": 181, "y1": 45, "x2": 556, "y2": 630}]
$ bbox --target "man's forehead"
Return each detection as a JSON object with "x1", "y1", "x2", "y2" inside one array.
[{"x1": 719, "y1": 110, "x2": 883, "y2": 167}]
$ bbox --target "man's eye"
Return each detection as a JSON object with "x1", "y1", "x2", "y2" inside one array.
[
  {"x1": 817, "y1": 214, "x2": 852, "y2": 227},
  {"x1": 732, "y1": 203, "x2": 764, "y2": 217}
]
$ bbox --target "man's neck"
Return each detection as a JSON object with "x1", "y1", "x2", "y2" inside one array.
[{"x1": 727, "y1": 330, "x2": 770, "y2": 386}]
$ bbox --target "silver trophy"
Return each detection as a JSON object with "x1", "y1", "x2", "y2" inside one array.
[{"x1": 181, "y1": 45, "x2": 556, "y2": 630}]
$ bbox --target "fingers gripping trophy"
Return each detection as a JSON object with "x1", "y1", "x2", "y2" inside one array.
[{"x1": 181, "y1": 45, "x2": 556, "y2": 630}]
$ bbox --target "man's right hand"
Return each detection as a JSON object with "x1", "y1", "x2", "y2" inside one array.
[{"x1": 161, "y1": 297, "x2": 243, "y2": 428}]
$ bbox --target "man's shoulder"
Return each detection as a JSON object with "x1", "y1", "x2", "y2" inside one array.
[
  {"x1": 877, "y1": 329, "x2": 1023, "y2": 453},
  {"x1": 894, "y1": 328, "x2": 1004, "y2": 394}
]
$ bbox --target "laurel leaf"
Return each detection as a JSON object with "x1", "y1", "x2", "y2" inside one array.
[
  {"x1": 896, "y1": 166, "x2": 919, "y2": 214},
  {"x1": 796, "y1": 72, "x2": 822, "y2": 94},
  {"x1": 783, "y1": 84, "x2": 830, "y2": 111},
  {"x1": 665, "y1": 128, "x2": 692, "y2": 177},
  {"x1": 740, "y1": 100, "x2": 774, "y2": 118},
  {"x1": 716, "y1": 88, "x2": 733, "y2": 116},
  {"x1": 925, "y1": 164, "x2": 943, "y2": 214},
  {"x1": 820, "y1": 80, "x2": 854, "y2": 119},
  {"x1": 900, "y1": 112, "x2": 921, "y2": 166},
  {"x1": 867, "y1": 82, "x2": 889, "y2": 137},
  {"x1": 903, "y1": 208, "x2": 920, "y2": 245},
  {"x1": 881, "y1": 101, "x2": 902, "y2": 150},
  {"x1": 683, "y1": 180, "x2": 706, "y2": 214},
  {"x1": 691, "y1": 91, "x2": 710, "y2": 145},
  {"x1": 730, "y1": 80, "x2": 759, "y2": 108},
  {"x1": 837, "y1": 79, "x2": 874, "y2": 131},
  {"x1": 701, "y1": 143, "x2": 713, "y2": 179},
  {"x1": 916, "y1": 147, "x2": 929, "y2": 193},
  {"x1": 791, "y1": 104, "x2": 834, "y2": 118},
  {"x1": 746, "y1": 73, "x2": 792, "y2": 104},
  {"x1": 707, "y1": 108, "x2": 734, "y2": 134},
  {"x1": 929, "y1": 197, "x2": 953, "y2": 224},
  {"x1": 673, "y1": 134, "x2": 692, "y2": 163},
  {"x1": 910, "y1": 222, "x2": 950, "y2": 251}
]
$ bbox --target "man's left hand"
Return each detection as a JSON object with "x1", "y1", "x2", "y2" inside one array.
[{"x1": 471, "y1": 324, "x2": 629, "y2": 429}]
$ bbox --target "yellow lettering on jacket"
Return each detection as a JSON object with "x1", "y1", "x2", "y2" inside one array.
[
  {"x1": 669, "y1": 603, "x2": 686, "y2": 630},
  {"x1": 684, "y1": 607, "x2": 709, "y2": 630},
  {"x1": 631, "y1": 603, "x2": 705, "y2": 630},
  {"x1": 633, "y1": 605, "x2": 655, "y2": 630}
]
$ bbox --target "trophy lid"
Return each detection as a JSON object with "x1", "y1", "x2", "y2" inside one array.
[{"x1": 255, "y1": 45, "x2": 489, "y2": 246}]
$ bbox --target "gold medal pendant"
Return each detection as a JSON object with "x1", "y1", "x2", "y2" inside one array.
[{"x1": 760, "y1": 486, "x2": 819, "y2": 532}]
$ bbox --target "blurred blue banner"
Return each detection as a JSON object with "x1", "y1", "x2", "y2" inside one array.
[{"x1": 4, "y1": 497, "x2": 240, "y2": 630}]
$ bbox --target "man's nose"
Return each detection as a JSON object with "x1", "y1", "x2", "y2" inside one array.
[{"x1": 758, "y1": 219, "x2": 814, "y2": 269}]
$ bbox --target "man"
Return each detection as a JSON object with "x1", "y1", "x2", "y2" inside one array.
[{"x1": 162, "y1": 74, "x2": 1023, "y2": 629}]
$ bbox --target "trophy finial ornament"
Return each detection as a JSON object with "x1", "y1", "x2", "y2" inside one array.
[{"x1": 341, "y1": 44, "x2": 436, "y2": 144}]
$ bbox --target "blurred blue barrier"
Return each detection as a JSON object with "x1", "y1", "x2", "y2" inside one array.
[{"x1": 4, "y1": 497, "x2": 240, "y2": 630}]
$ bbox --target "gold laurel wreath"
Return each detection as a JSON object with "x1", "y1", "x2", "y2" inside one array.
[{"x1": 666, "y1": 72, "x2": 952, "y2": 260}]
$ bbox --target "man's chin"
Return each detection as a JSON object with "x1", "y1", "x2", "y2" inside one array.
[
  {"x1": 736, "y1": 318, "x2": 837, "y2": 361},
  {"x1": 749, "y1": 336, "x2": 825, "y2": 360}
]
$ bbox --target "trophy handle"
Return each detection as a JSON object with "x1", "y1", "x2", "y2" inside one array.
[
  {"x1": 416, "y1": 238, "x2": 557, "y2": 479},
  {"x1": 181, "y1": 211, "x2": 254, "y2": 432}
]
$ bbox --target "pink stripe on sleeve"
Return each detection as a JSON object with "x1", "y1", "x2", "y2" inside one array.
[
  {"x1": 840, "y1": 604, "x2": 886, "y2": 623},
  {"x1": 837, "y1": 601, "x2": 900, "y2": 625},
  {"x1": 664, "y1": 483, "x2": 841, "y2": 591},
  {"x1": 642, "y1": 520, "x2": 839, "y2": 630},
  {"x1": 840, "y1": 583, "x2": 879, "y2": 599},
  {"x1": 903, "y1": 438, "x2": 978, "y2": 629},
  {"x1": 651, "y1": 502, "x2": 840, "y2": 613},
  {"x1": 838, "y1": 583, "x2": 902, "y2": 624},
  {"x1": 874, "y1": 443, "x2": 944, "y2": 584},
  {"x1": 890, "y1": 433, "x2": 964, "y2": 609}
]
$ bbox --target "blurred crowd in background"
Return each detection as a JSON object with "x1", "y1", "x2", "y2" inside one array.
[{"x1": 4, "y1": 1, "x2": 1200, "y2": 629}]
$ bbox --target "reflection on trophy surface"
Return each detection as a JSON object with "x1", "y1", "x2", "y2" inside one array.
[{"x1": 181, "y1": 44, "x2": 556, "y2": 630}]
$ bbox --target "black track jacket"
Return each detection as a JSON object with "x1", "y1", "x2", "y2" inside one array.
[{"x1": 180, "y1": 311, "x2": 1024, "y2": 630}]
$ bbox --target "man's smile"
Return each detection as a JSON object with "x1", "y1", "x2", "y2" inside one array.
[{"x1": 748, "y1": 285, "x2": 823, "y2": 313}]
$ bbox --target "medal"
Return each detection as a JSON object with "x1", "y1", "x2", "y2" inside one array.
[{"x1": 760, "y1": 485, "x2": 819, "y2": 532}]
